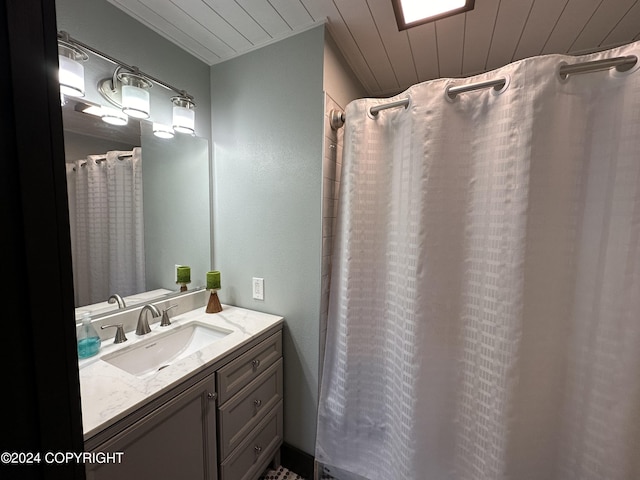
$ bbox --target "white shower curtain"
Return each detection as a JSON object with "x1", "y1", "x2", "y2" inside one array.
[
  {"x1": 316, "y1": 42, "x2": 640, "y2": 480},
  {"x1": 66, "y1": 148, "x2": 145, "y2": 306}
]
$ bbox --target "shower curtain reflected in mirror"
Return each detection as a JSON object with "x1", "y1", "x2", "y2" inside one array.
[
  {"x1": 66, "y1": 148, "x2": 145, "y2": 307},
  {"x1": 317, "y1": 42, "x2": 640, "y2": 480}
]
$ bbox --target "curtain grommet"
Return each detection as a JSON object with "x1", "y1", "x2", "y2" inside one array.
[
  {"x1": 491, "y1": 74, "x2": 510, "y2": 96},
  {"x1": 556, "y1": 61, "x2": 571, "y2": 84},
  {"x1": 611, "y1": 52, "x2": 640, "y2": 78}
]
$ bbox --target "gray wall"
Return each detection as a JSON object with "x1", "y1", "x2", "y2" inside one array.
[
  {"x1": 63, "y1": 131, "x2": 134, "y2": 162},
  {"x1": 141, "y1": 127, "x2": 211, "y2": 291},
  {"x1": 211, "y1": 26, "x2": 325, "y2": 454}
]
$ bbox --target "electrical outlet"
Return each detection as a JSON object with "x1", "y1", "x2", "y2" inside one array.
[{"x1": 252, "y1": 277, "x2": 264, "y2": 300}]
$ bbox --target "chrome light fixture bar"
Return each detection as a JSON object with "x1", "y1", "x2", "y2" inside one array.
[
  {"x1": 57, "y1": 31, "x2": 196, "y2": 134},
  {"x1": 391, "y1": 0, "x2": 475, "y2": 30}
]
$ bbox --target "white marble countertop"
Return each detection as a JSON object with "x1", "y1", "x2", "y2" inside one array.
[
  {"x1": 78, "y1": 304, "x2": 283, "y2": 440},
  {"x1": 74, "y1": 288, "x2": 175, "y2": 321}
]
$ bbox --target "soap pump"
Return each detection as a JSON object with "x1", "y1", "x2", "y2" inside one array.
[{"x1": 77, "y1": 312, "x2": 101, "y2": 359}]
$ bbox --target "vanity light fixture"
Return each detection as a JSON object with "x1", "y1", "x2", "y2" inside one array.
[
  {"x1": 58, "y1": 34, "x2": 88, "y2": 97},
  {"x1": 172, "y1": 95, "x2": 196, "y2": 135},
  {"x1": 101, "y1": 106, "x2": 129, "y2": 126},
  {"x1": 79, "y1": 104, "x2": 104, "y2": 117},
  {"x1": 74, "y1": 101, "x2": 128, "y2": 126},
  {"x1": 391, "y1": 0, "x2": 474, "y2": 30},
  {"x1": 153, "y1": 123, "x2": 175, "y2": 139},
  {"x1": 58, "y1": 31, "x2": 197, "y2": 134},
  {"x1": 99, "y1": 67, "x2": 152, "y2": 119}
]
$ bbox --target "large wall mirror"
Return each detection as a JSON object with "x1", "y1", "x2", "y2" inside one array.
[
  {"x1": 57, "y1": 0, "x2": 212, "y2": 322},
  {"x1": 62, "y1": 100, "x2": 211, "y2": 320},
  {"x1": 62, "y1": 40, "x2": 211, "y2": 319},
  {"x1": 61, "y1": 89, "x2": 212, "y2": 322}
]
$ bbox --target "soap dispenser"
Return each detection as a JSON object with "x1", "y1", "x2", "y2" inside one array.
[{"x1": 77, "y1": 312, "x2": 101, "y2": 359}]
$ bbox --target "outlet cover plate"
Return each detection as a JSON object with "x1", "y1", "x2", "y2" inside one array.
[{"x1": 252, "y1": 277, "x2": 264, "y2": 300}]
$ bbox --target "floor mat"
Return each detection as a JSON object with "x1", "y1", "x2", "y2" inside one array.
[{"x1": 260, "y1": 466, "x2": 306, "y2": 480}]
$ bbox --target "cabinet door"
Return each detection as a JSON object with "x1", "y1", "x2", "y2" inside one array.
[{"x1": 87, "y1": 375, "x2": 218, "y2": 480}]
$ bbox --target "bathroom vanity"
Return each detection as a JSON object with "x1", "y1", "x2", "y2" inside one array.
[{"x1": 80, "y1": 298, "x2": 283, "y2": 480}]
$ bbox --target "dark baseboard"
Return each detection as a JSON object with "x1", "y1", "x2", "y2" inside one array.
[{"x1": 281, "y1": 442, "x2": 315, "y2": 479}]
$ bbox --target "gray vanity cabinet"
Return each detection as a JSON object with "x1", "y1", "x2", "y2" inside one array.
[
  {"x1": 86, "y1": 374, "x2": 218, "y2": 480},
  {"x1": 217, "y1": 330, "x2": 283, "y2": 480},
  {"x1": 85, "y1": 325, "x2": 283, "y2": 480}
]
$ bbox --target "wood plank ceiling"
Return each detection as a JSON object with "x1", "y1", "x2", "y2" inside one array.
[{"x1": 107, "y1": 0, "x2": 640, "y2": 96}]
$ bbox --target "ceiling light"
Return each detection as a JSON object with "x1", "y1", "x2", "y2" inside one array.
[
  {"x1": 392, "y1": 0, "x2": 474, "y2": 30},
  {"x1": 153, "y1": 123, "x2": 175, "y2": 139},
  {"x1": 58, "y1": 39, "x2": 88, "y2": 97},
  {"x1": 172, "y1": 96, "x2": 196, "y2": 135}
]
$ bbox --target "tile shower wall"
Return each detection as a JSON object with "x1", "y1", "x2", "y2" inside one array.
[{"x1": 319, "y1": 92, "x2": 344, "y2": 380}]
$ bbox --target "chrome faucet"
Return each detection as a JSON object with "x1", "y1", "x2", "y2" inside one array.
[
  {"x1": 108, "y1": 293, "x2": 127, "y2": 309},
  {"x1": 135, "y1": 304, "x2": 160, "y2": 335}
]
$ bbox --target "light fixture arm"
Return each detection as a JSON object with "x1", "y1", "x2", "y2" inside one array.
[{"x1": 57, "y1": 31, "x2": 194, "y2": 102}]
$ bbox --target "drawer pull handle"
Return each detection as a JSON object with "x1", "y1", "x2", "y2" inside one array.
[
  {"x1": 207, "y1": 392, "x2": 217, "y2": 400},
  {"x1": 252, "y1": 359, "x2": 260, "y2": 368},
  {"x1": 254, "y1": 445, "x2": 262, "y2": 455},
  {"x1": 254, "y1": 399, "x2": 262, "y2": 408}
]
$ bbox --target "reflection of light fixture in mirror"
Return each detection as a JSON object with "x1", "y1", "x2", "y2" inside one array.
[
  {"x1": 153, "y1": 123, "x2": 175, "y2": 139},
  {"x1": 172, "y1": 96, "x2": 196, "y2": 134},
  {"x1": 101, "y1": 106, "x2": 128, "y2": 126},
  {"x1": 98, "y1": 67, "x2": 152, "y2": 119},
  {"x1": 58, "y1": 37, "x2": 88, "y2": 97},
  {"x1": 391, "y1": 0, "x2": 474, "y2": 30},
  {"x1": 79, "y1": 105, "x2": 104, "y2": 117},
  {"x1": 74, "y1": 100, "x2": 128, "y2": 126}
]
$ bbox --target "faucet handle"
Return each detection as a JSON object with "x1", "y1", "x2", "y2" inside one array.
[
  {"x1": 101, "y1": 323, "x2": 128, "y2": 344},
  {"x1": 160, "y1": 304, "x2": 178, "y2": 327}
]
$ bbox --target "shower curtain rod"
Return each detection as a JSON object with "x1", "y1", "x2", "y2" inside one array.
[
  {"x1": 329, "y1": 54, "x2": 638, "y2": 130},
  {"x1": 72, "y1": 153, "x2": 133, "y2": 171}
]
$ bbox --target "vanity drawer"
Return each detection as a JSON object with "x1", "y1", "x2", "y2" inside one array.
[
  {"x1": 219, "y1": 359, "x2": 282, "y2": 460},
  {"x1": 217, "y1": 331, "x2": 282, "y2": 404},
  {"x1": 220, "y1": 401, "x2": 283, "y2": 480}
]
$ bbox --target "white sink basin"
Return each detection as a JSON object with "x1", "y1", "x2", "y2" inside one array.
[{"x1": 102, "y1": 321, "x2": 232, "y2": 377}]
